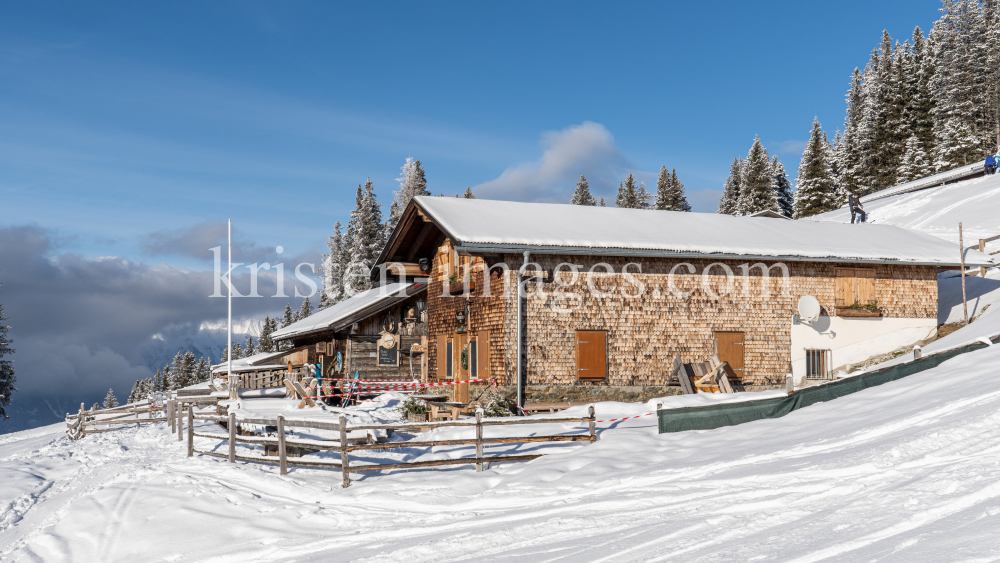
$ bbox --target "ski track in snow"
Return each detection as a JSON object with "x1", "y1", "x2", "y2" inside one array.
[{"x1": 4, "y1": 346, "x2": 1000, "y2": 562}]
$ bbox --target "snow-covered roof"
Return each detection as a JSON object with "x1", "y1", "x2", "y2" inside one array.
[
  {"x1": 271, "y1": 282, "x2": 424, "y2": 341},
  {"x1": 861, "y1": 162, "x2": 984, "y2": 203},
  {"x1": 410, "y1": 197, "x2": 992, "y2": 268},
  {"x1": 211, "y1": 350, "x2": 290, "y2": 374}
]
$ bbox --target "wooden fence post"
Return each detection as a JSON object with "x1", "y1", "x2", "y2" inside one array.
[
  {"x1": 228, "y1": 412, "x2": 236, "y2": 463},
  {"x1": 169, "y1": 400, "x2": 176, "y2": 433},
  {"x1": 588, "y1": 405, "x2": 596, "y2": 442},
  {"x1": 475, "y1": 410, "x2": 483, "y2": 472},
  {"x1": 980, "y1": 238, "x2": 987, "y2": 277},
  {"x1": 340, "y1": 415, "x2": 350, "y2": 488},
  {"x1": 960, "y1": 222, "x2": 969, "y2": 326},
  {"x1": 177, "y1": 402, "x2": 184, "y2": 442},
  {"x1": 786, "y1": 374, "x2": 794, "y2": 394},
  {"x1": 134, "y1": 403, "x2": 140, "y2": 428},
  {"x1": 187, "y1": 405, "x2": 194, "y2": 457},
  {"x1": 277, "y1": 415, "x2": 287, "y2": 476}
]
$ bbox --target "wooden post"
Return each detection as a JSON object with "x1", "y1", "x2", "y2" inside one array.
[
  {"x1": 475, "y1": 410, "x2": 483, "y2": 472},
  {"x1": 228, "y1": 412, "x2": 236, "y2": 463},
  {"x1": 169, "y1": 400, "x2": 176, "y2": 433},
  {"x1": 134, "y1": 403, "x2": 140, "y2": 428},
  {"x1": 186, "y1": 405, "x2": 194, "y2": 457},
  {"x1": 277, "y1": 415, "x2": 287, "y2": 476},
  {"x1": 786, "y1": 374, "x2": 794, "y2": 394},
  {"x1": 588, "y1": 405, "x2": 596, "y2": 442},
  {"x1": 913, "y1": 345, "x2": 923, "y2": 361},
  {"x1": 340, "y1": 415, "x2": 350, "y2": 488},
  {"x1": 961, "y1": 223, "x2": 969, "y2": 325},
  {"x1": 177, "y1": 402, "x2": 184, "y2": 442},
  {"x1": 980, "y1": 238, "x2": 987, "y2": 277}
]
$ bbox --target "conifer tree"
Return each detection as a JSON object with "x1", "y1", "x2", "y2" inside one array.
[
  {"x1": 771, "y1": 156, "x2": 795, "y2": 218},
  {"x1": 615, "y1": 174, "x2": 640, "y2": 208},
  {"x1": 258, "y1": 316, "x2": 276, "y2": 353},
  {"x1": 386, "y1": 158, "x2": 429, "y2": 233},
  {"x1": 319, "y1": 222, "x2": 345, "y2": 309},
  {"x1": 736, "y1": 136, "x2": 780, "y2": 216},
  {"x1": 717, "y1": 158, "x2": 742, "y2": 215},
  {"x1": 636, "y1": 182, "x2": 652, "y2": 209},
  {"x1": 91, "y1": 402, "x2": 99, "y2": 411},
  {"x1": 231, "y1": 342, "x2": 243, "y2": 361},
  {"x1": 669, "y1": 169, "x2": 691, "y2": 212},
  {"x1": 570, "y1": 175, "x2": 597, "y2": 206},
  {"x1": 599, "y1": 197, "x2": 606, "y2": 207},
  {"x1": 103, "y1": 388, "x2": 119, "y2": 409},
  {"x1": 280, "y1": 304, "x2": 295, "y2": 328},
  {"x1": 153, "y1": 368, "x2": 164, "y2": 391},
  {"x1": 934, "y1": 117, "x2": 979, "y2": 170},
  {"x1": 298, "y1": 297, "x2": 313, "y2": 321},
  {"x1": 171, "y1": 351, "x2": 188, "y2": 390},
  {"x1": 0, "y1": 292, "x2": 14, "y2": 420},
  {"x1": 794, "y1": 119, "x2": 838, "y2": 218},
  {"x1": 243, "y1": 336, "x2": 256, "y2": 357},
  {"x1": 127, "y1": 379, "x2": 141, "y2": 404},
  {"x1": 897, "y1": 134, "x2": 933, "y2": 182},
  {"x1": 654, "y1": 166, "x2": 672, "y2": 210},
  {"x1": 462, "y1": 187, "x2": 475, "y2": 199}
]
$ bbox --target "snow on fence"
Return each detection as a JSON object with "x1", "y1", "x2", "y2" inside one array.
[
  {"x1": 184, "y1": 406, "x2": 597, "y2": 487},
  {"x1": 64, "y1": 399, "x2": 168, "y2": 440}
]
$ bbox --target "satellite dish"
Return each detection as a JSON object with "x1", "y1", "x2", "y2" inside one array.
[{"x1": 798, "y1": 295, "x2": 821, "y2": 323}]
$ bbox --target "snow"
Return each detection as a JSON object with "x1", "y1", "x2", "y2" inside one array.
[
  {"x1": 410, "y1": 196, "x2": 993, "y2": 267},
  {"x1": 810, "y1": 171, "x2": 1000, "y2": 247},
  {"x1": 271, "y1": 283, "x2": 419, "y2": 341},
  {"x1": 5, "y1": 347, "x2": 1000, "y2": 561},
  {"x1": 859, "y1": 162, "x2": 983, "y2": 203}
]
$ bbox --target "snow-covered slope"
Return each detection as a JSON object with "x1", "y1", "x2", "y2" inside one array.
[
  {"x1": 811, "y1": 173, "x2": 1000, "y2": 245},
  {"x1": 4, "y1": 348, "x2": 1000, "y2": 562}
]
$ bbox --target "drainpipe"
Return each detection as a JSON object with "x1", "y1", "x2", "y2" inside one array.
[{"x1": 517, "y1": 251, "x2": 530, "y2": 410}]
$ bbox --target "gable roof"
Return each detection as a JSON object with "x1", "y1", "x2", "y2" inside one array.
[
  {"x1": 378, "y1": 196, "x2": 992, "y2": 268},
  {"x1": 271, "y1": 282, "x2": 425, "y2": 341}
]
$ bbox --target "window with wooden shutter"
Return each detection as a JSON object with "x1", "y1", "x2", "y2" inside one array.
[
  {"x1": 476, "y1": 330, "x2": 491, "y2": 379},
  {"x1": 576, "y1": 330, "x2": 607, "y2": 380},
  {"x1": 835, "y1": 268, "x2": 876, "y2": 307}
]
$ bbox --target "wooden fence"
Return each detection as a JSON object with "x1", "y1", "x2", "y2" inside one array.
[
  {"x1": 65, "y1": 400, "x2": 168, "y2": 440},
  {"x1": 184, "y1": 406, "x2": 597, "y2": 487}
]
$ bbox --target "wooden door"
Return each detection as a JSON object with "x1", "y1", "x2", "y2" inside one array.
[
  {"x1": 715, "y1": 331, "x2": 745, "y2": 380},
  {"x1": 453, "y1": 333, "x2": 469, "y2": 403},
  {"x1": 576, "y1": 331, "x2": 607, "y2": 380}
]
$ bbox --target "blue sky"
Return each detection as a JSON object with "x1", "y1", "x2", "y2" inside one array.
[{"x1": 1, "y1": 0, "x2": 944, "y2": 267}]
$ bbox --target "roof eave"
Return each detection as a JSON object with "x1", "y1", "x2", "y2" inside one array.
[{"x1": 453, "y1": 242, "x2": 990, "y2": 268}]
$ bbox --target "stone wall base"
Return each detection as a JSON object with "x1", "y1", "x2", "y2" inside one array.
[{"x1": 448, "y1": 384, "x2": 784, "y2": 404}]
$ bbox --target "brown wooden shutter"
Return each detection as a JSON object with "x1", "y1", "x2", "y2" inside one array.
[
  {"x1": 477, "y1": 330, "x2": 491, "y2": 379},
  {"x1": 576, "y1": 330, "x2": 608, "y2": 380},
  {"x1": 435, "y1": 334, "x2": 447, "y2": 379},
  {"x1": 856, "y1": 269, "x2": 875, "y2": 304},
  {"x1": 835, "y1": 268, "x2": 855, "y2": 307}
]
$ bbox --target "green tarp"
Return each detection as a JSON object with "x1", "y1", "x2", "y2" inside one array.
[{"x1": 658, "y1": 337, "x2": 997, "y2": 433}]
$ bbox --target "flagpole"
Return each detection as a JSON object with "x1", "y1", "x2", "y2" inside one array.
[{"x1": 228, "y1": 219, "x2": 235, "y2": 400}]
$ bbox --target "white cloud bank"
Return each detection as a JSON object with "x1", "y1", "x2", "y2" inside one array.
[{"x1": 473, "y1": 122, "x2": 637, "y2": 203}]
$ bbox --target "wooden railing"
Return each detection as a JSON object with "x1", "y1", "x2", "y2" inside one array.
[
  {"x1": 974, "y1": 233, "x2": 1000, "y2": 276},
  {"x1": 65, "y1": 400, "x2": 167, "y2": 440},
  {"x1": 184, "y1": 406, "x2": 597, "y2": 487}
]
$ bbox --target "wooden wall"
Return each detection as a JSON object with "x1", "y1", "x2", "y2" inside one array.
[{"x1": 490, "y1": 255, "x2": 936, "y2": 387}]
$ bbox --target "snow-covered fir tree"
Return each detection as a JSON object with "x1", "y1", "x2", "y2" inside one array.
[
  {"x1": 195, "y1": 357, "x2": 210, "y2": 383},
  {"x1": 243, "y1": 336, "x2": 256, "y2": 357},
  {"x1": 570, "y1": 175, "x2": 597, "y2": 206},
  {"x1": 257, "y1": 316, "x2": 276, "y2": 353},
  {"x1": 771, "y1": 156, "x2": 795, "y2": 218},
  {"x1": 0, "y1": 294, "x2": 14, "y2": 420},
  {"x1": 462, "y1": 187, "x2": 475, "y2": 198},
  {"x1": 127, "y1": 380, "x2": 141, "y2": 404},
  {"x1": 615, "y1": 174, "x2": 641, "y2": 208},
  {"x1": 298, "y1": 297, "x2": 313, "y2": 321},
  {"x1": 319, "y1": 222, "x2": 345, "y2": 309},
  {"x1": 280, "y1": 304, "x2": 295, "y2": 328},
  {"x1": 636, "y1": 182, "x2": 652, "y2": 209},
  {"x1": 344, "y1": 180, "x2": 384, "y2": 295},
  {"x1": 230, "y1": 342, "x2": 243, "y2": 362},
  {"x1": 717, "y1": 158, "x2": 742, "y2": 215},
  {"x1": 794, "y1": 118, "x2": 838, "y2": 218},
  {"x1": 103, "y1": 388, "x2": 119, "y2": 409},
  {"x1": 599, "y1": 197, "x2": 606, "y2": 207},
  {"x1": 934, "y1": 117, "x2": 980, "y2": 170},
  {"x1": 385, "y1": 158, "x2": 429, "y2": 234},
  {"x1": 670, "y1": 169, "x2": 691, "y2": 211},
  {"x1": 736, "y1": 136, "x2": 780, "y2": 216},
  {"x1": 654, "y1": 167, "x2": 690, "y2": 212},
  {"x1": 897, "y1": 134, "x2": 932, "y2": 182}
]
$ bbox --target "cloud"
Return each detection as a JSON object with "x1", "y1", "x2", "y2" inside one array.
[
  {"x1": 473, "y1": 122, "x2": 637, "y2": 203},
  {"x1": 140, "y1": 221, "x2": 319, "y2": 267},
  {"x1": 0, "y1": 225, "x2": 314, "y2": 431}
]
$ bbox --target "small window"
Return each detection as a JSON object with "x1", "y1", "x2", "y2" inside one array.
[
  {"x1": 805, "y1": 349, "x2": 832, "y2": 379},
  {"x1": 446, "y1": 340, "x2": 453, "y2": 380},
  {"x1": 470, "y1": 340, "x2": 477, "y2": 376}
]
